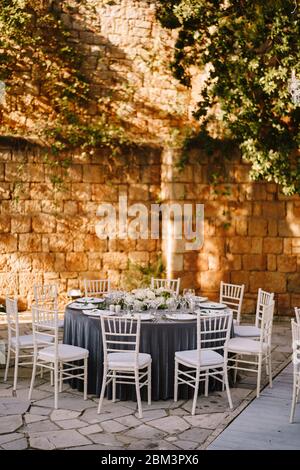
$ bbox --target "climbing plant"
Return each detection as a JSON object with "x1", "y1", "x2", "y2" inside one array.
[
  {"x1": 157, "y1": 0, "x2": 300, "y2": 195},
  {"x1": 0, "y1": 0, "x2": 128, "y2": 168}
]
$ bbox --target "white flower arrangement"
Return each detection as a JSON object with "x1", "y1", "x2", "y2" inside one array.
[{"x1": 124, "y1": 287, "x2": 175, "y2": 311}]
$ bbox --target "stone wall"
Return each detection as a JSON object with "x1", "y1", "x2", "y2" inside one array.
[
  {"x1": 0, "y1": 0, "x2": 300, "y2": 317},
  {"x1": 0, "y1": 143, "x2": 300, "y2": 316}
]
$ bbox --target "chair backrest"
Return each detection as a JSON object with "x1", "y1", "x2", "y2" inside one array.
[
  {"x1": 255, "y1": 288, "x2": 274, "y2": 327},
  {"x1": 259, "y1": 301, "x2": 275, "y2": 348},
  {"x1": 196, "y1": 311, "x2": 233, "y2": 362},
  {"x1": 150, "y1": 278, "x2": 180, "y2": 296},
  {"x1": 31, "y1": 305, "x2": 59, "y2": 352},
  {"x1": 294, "y1": 307, "x2": 300, "y2": 325},
  {"x1": 100, "y1": 315, "x2": 141, "y2": 367},
  {"x1": 291, "y1": 320, "x2": 300, "y2": 372},
  {"x1": 84, "y1": 279, "x2": 111, "y2": 297},
  {"x1": 5, "y1": 297, "x2": 19, "y2": 343},
  {"x1": 219, "y1": 281, "x2": 245, "y2": 324},
  {"x1": 33, "y1": 284, "x2": 58, "y2": 309}
]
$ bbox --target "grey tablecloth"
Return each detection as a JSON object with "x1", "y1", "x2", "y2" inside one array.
[{"x1": 64, "y1": 307, "x2": 233, "y2": 401}]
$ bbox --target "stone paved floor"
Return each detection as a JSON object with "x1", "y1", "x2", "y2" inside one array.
[{"x1": 0, "y1": 321, "x2": 292, "y2": 450}]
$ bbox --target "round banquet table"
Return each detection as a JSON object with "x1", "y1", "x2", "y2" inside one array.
[{"x1": 64, "y1": 306, "x2": 233, "y2": 401}]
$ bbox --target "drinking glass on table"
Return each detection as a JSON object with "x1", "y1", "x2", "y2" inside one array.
[{"x1": 183, "y1": 289, "x2": 195, "y2": 298}]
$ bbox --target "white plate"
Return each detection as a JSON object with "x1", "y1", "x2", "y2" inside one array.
[
  {"x1": 192, "y1": 296, "x2": 208, "y2": 303},
  {"x1": 166, "y1": 313, "x2": 197, "y2": 321},
  {"x1": 76, "y1": 297, "x2": 105, "y2": 304},
  {"x1": 195, "y1": 309, "x2": 216, "y2": 316},
  {"x1": 69, "y1": 302, "x2": 95, "y2": 310},
  {"x1": 82, "y1": 309, "x2": 114, "y2": 317},
  {"x1": 199, "y1": 302, "x2": 227, "y2": 310},
  {"x1": 123, "y1": 313, "x2": 153, "y2": 321}
]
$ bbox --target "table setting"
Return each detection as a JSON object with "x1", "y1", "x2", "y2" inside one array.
[{"x1": 64, "y1": 287, "x2": 233, "y2": 400}]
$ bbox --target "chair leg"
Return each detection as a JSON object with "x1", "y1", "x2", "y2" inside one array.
[
  {"x1": 290, "y1": 373, "x2": 297, "y2": 423},
  {"x1": 256, "y1": 354, "x2": 262, "y2": 398},
  {"x1": 135, "y1": 369, "x2": 143, "y2": 419},
  {"x1": 4, "y1": 346, "x2": 11, "y2": 382},
  {"x1": 191, "y1": 368, "x2": 200, "y2": 416},
  {"x1": 204, "y1": 372, "x2": 209, "y2": 397},
  {"x1": 13, "y1": 349, "x2": 19, "y2": 394},
  {"x1": 223, "y1": 365, "x2": 233, "y2": 409},
  {"x1": 54, "y1": 361, "x2": 59, "y2": 410},
  {"x1": 112, "y1": 371, "x2": 116, "y2": 403},
  {"x1": 59, "y1": 362, "x2": 63, "y2": 392},
  {"x1": 50, "y1": 370, "x2": 54, "y2": 386},
  {"x1": 233, "y1": 356, "x2": 238, "y2": 384},
  {"x1": 97, "y1": 367, "x2": 108, "y2": 414},
  {"x1": 268, "y1": 353, "x2": 272, "y2": 388},
  {"x1": 83, "y1": 357, "x2": 88, "y2": 400},
  {"x1": 174, "y1": 360, "x2": 178, "y2": 402},
  {"x1": 28, "y1": 354, "x2": 37, "y2": 401},
  {"x1": 147, "y1": 364, "x2": 151, "y2": 406}
]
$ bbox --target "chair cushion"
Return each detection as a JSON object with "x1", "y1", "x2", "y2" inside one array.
[
  {"x1": 107, "y1": 352, "x2": 151, "y2": 369},
  {"x1": 175, "y1": 349, "x2": 224, "y2": 367},
  {"x1": 38, "y1": 344, "x2": 89, "y2": 361},
  {"x1": 11, "y1": 334, "x2": 53, "y2": 348},
  {"x1": 234, "y1": 325, "x2": 260, "y2": 338},
  {"x1": 227, "y1": 337, "x2": 268, "y2": 354}
]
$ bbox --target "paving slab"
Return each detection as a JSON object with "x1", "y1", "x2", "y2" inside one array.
[
  {"x1": 149, "y1": 416, "x2": 190, "y2": 434},
  {"x1": 125, "y1": 423, "x2": 165, "y2": 440},
  {"x1": 50, "y1": 409, "x2": 81, "y2": 421},
  {"x1": 0, "y1": 415, "x2": 23, "y2": 434},
  {"x1": 25, "y1": 420, "x2": 60, "y2": 433},
  {"x1": 33, "y1": 393, "x2": 95, "y2": 412},
  {"x1": 2, "y1": 437, "x2": 28, "y2": 450},
  {"x1": 29, "y1": 429, "x2": 91, "y2": 450},
  {"x1": 0, "y1": 398, "x2": 30, "y2": 416}
]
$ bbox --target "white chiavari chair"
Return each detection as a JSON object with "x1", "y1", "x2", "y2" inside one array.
[
  {"x1": 234, "y1": 288, "x2": 274, "y2": 338},
  {"x1": 97, "y1": 315, "x2": 151, "y2": 418},
  {"x1": 219, "y1": 281, "x2": 245, "y2": 325},
  {"x1": 174, "y1": 311, "x2": 233, "y2": 415},
  {"x1": 4, "y1": 297, "x2": 53, "y2": 392},
  {"x1": 28, "y1": 305, "x2": 88, "y2": 409},
  {"x1": 83, "y1": 279, "x2": 111, "y2": 297},
  {"x1": 290, "y1": 320, "x2": 300, "y2": 423},
  {"x1": 150, "y1": 277, "x2": 180, "y2": 296},
  {"x1": 294, "y1": 307, "x2": 300, "y2": 325},
  {"x1": 33, "y1": 283, "x2": 64, "y2": 330},
  {"x1": 227, "y1": 301, "x2": 274, "y2": 397}
]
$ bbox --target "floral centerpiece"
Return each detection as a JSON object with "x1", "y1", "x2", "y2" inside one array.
[{"x1": 107, "y1": 288, "x2": 176, "y2": 312}]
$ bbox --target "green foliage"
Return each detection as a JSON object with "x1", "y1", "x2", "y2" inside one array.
[
  {"x1": 0, "y1": 0, "x2": 128, "y2": 166},
  {"x1": 157, "y1": 0, "x2": 300, "y2": 195},
  {"x1": 121, "y1": 256, "x2": 165, "y2": 291}
]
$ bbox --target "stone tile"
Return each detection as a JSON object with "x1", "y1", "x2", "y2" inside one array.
[
  {"x1": 169, "y1": 408, "x2": 188, "y2": 416},
  {"x1": 0, "y1": 415, "x2": 23, "y2": 434},
  {"x1": 29, "y1": 430, "x2": 91, "y2": 450},
  {"x1": 139, "y1": 409, "x2": 167, "y2": 422},
  {"x1": 0, "y1": 398, "x2": 30, "y2": 416},
  {"x1": 151, "y1": 440, "x2": 179, "y2": 450},
  {"x1": 149, "y1": 416, "x2": 190, "y2": 434},
  {"x1": 15, "y1": 388, "x2": 51, "y2": 402},
  {"x1": 29, "y1": 406, "x2": 52, "y2": 416},
  {"x1": 115, "y1": 415, "x2": 141, "y2": 428},
  {"x1": 116, "y1": 434, "x2": 139, "y2": 445},
  {"x1": 125, "y1": 424, "x2": 165, "y2": 440},
  {"x1": 26, "y1": 420, "x2": 60, "y2": 433},
  {"x1": 178, "y1": 428, "x2": 211, "y2": 444},
  {"x1": 127, "y1": 439, "x2": 160, "y2": 450},
  {"x1": 143, "y1": 400, "x2": 185, "y2": 410},
  {"x1": 101, "y1": 420, "x2": 127, "y2": 433},
  {"x1": 24, "y1": 413, "x2": 48, "y2": 424},
  {"x1": 0, "y1": 432, "x2": 24, "y2": 445},
  {"x1": 81, "y1": 404, "x2": 132, "y2": 424},
  {"x1": 175, "y1": 440, "x2": 198, "y2": 450},
  {"x1": 57, "y1": 419, "x2": 88, "y2": 430},
  {"x1": 79, "y1": 424, "x2": 103, "y2": 435},
  {"x1": 165, "y1": 436, "x2": 177, "y2": 442},
  {"x1": 33, "y1": 393, "x2": 95, "y2": 412},
  {"x1": 88, "y1": 432, "x2": 121, "y2": 447},
  {"x1": 184, "y1": 412, "x2": 228, "y2": 430},
  {"x1": 2, "y1": 437, "x2": 28, "y2": 450},
  {"x1": 50, "y1": 409, "x2": 81, "y2": 421},
  {"x1": 69, "y1": 444, "x2": 123, "y2": 450}
]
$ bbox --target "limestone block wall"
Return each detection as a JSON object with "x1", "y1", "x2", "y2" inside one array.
[{"x1": 0, "y1": 143, "x2": 300, "y2": 316}]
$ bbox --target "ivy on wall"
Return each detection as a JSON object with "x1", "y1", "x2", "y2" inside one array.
[
  {"x1": 0, "y1": 0, "x2": 128, "y2": 168},
  {"x1": 157, "y1": 0, "x2": 300, "y2": 195}
]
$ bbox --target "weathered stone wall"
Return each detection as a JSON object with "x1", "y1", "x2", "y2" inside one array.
[
  {"x1": 0, "y1": 0, "x2": 300, "y2": 317},
  {"x1": 0, "y1": 144, "x2": 162, "y2": 309},
  {"x1": 1, "y1": 144, "x2": 300, "y2": 316}
]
